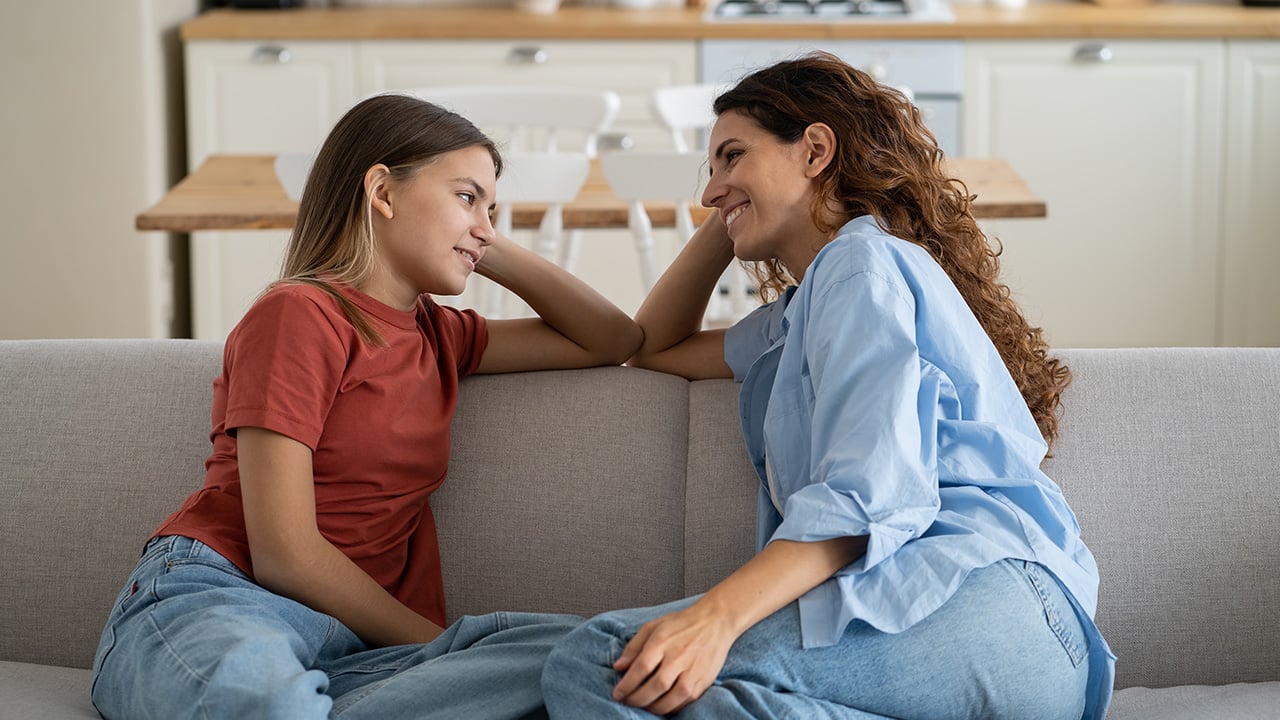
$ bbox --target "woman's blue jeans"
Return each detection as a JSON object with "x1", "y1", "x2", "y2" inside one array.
[
  {"x1": 91, "y1": 535, "x2": 581, "y2": 720},
  {"x1": 541, "y1": 558, "x2": 1090, "y2": 719}
]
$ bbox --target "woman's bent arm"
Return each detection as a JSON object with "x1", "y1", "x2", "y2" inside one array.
[
  {"x1": 629, "y1": 214, "x2": 736, "y2": 380},
  {"x1": 613, "y1": 535, "x2": 868, "y2": 716},
  {"x1": 237, "y1": 427, "x2": 444, "y2": 647},
  {"x1": 473, "y1": 234, "x2": 642, "y2": 374}
]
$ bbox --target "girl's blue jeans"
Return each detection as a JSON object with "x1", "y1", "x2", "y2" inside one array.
[
  {"x1": 541, "y1": 558, "x2": 1090, "y2": 719},
  {"x1": 91, "y1": 535, "x2": 581, "y2": 720}
]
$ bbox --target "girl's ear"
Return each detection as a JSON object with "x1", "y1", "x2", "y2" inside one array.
[
  {"x1": 802, "y1": 123, "x2": 837, "y2": 178},
  {"x1": 365, "y1": 164, "x2": 394, "y2": 220}
]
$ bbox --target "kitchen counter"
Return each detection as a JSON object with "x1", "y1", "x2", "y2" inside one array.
[{"x1": 181, "y1": 3, "x2": 1280, "y2": 41}]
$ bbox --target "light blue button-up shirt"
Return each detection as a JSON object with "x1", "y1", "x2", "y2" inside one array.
[{"x1": 725, "y1": 215, "x2": 1114, "y2": 719}]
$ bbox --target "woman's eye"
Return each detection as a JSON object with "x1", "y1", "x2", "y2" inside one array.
[
  {"x1": 458, "y1": 192, "x2": 475, "y2": 205},
  {"x1": 726, "y1": 150, "x2": 743, "y2": 162}
]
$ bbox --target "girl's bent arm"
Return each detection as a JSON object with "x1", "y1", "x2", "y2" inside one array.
[
  {"x1": 628, "y1": 213, "x2": 736, "y2": 380},
  {"x1": 473, "y1": 234, "x2": 642, "y2": 374},
  {"x1": 237, "y1": 427, "x2": 444, "y2": 647},
  {"x1": 613, "y1": 535, "x2": 868, "y2": 715}
]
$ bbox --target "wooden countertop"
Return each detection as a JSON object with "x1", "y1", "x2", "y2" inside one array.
[
  {"x1": 182, "y1": 4, "x2": 1280, "y2": 41},
  {"x1": 136, "y1": 154, "x2": 1045, "y2": 233}
]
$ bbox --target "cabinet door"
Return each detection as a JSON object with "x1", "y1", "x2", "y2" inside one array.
[
  {"x1": 186, "y1": 41, "x2": 357, "y2": 339},
  {"x1": 965, "y1": 41, "x2": 1224, "y2": 348},
  {"x1": 358, "y1": 41, "x2": 697, "y2": 151},
  {"x1": 1222, "y1": 42, "x2": 1280, "y2": 347}
]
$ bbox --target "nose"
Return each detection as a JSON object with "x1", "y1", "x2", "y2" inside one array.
[
  {"x1": 701, "y1": 171, "x2": 725, "y2": 210},
  {"x1": 475, "y1": 212, "x2": 496, "y2": 246}
]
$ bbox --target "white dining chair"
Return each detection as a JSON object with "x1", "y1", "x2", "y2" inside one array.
[
  {"x1": 599, "y1": 150, "x2": 709, "y2": 296},
  {"x1": 479, "y1": 151, "x2": 592, "y2": 317},
  {"x1": 408, "y1": 85, "x2": 620, "y2": 157},
  {"x1": 649, "y1": 83, "x2": 755, "y2": 323},
  {"x1": 650, "y1": 83, "x2": 720, "y2": 153}
]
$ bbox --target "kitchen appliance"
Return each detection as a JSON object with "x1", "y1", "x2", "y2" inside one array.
[
  {"x1": 700, "y1": 39, "x2": 964, "y2": 155},
  {"x1": 707, "y1": 0, "x2": 955, "y2": 22}
]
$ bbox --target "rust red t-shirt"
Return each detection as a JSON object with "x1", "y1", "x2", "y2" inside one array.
[{"x1": 153, "y1": 282, "x2": 487, "y2": 627}]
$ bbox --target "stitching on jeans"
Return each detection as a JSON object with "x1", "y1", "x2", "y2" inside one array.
[
  {"x1": 147, "y1": 608, "x2": 214, "y2": 686},
  {"x1": 1023, "y1": 563, "x2": 1086, "y2": 668}
]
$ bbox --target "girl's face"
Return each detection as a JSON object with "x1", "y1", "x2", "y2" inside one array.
[
  {"x1": 367, "y1": 145, "x2": 497, "y2": 309},
  {"x1": 701, "y1": 110, "x2": 831, "y2": 278}
]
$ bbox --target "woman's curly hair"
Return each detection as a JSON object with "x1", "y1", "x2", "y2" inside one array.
[{"x1": 714, "y1": 51, "x2": 1071, "y2": 449}]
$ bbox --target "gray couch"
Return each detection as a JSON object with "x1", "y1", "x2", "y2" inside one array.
[{"x1": 2, "y1": 339, "x2": 1278, "y2": 719}]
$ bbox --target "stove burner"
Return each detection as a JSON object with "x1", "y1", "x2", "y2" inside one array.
[
  {"x1": 709, "y1": 0, "x2": 954, "y2": 22},
  {"x1": 715, "y1": 0, "x2": 909, "y2": 18}
]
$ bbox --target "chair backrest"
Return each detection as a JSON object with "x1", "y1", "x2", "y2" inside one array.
[
  {"x1": 600, "y1": 151, "x2": 709, "y2": 289},
  {"x1": 651, "y1": 83, "x2": 721, "y2": 152},
  {"x1": 408, "y1": 86, "x2": 620, "y2": 156},
  {"x1": 493, "y1": 151, "x2": 591, "y2": 263}
]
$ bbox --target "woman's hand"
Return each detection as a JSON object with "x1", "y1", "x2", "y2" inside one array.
[{"x1": 612, "y1": 599, "x2": 739, "y2": 715}]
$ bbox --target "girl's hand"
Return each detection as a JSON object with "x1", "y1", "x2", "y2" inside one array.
[{"x1": 611, "y1": 600, "x2": 739, "y2": 715}]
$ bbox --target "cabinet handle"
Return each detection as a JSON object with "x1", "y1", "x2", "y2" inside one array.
[
  {"x1": 508, "y1": 46, "x2": 549, "y2": 65},
  {"x1": 251, "y1": 45, "x2": 293, "y2": 65},
  {"x1": 1073, "y1": 43, "x2": 1113, "y2": 64}
]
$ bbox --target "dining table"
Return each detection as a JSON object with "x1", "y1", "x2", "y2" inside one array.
[{"x1": 135, "y1": 154, "x2": 1046, "y2": 233}]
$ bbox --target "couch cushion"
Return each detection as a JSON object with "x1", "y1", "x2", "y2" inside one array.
[
  {"x1": 1047, "y1": 348, "x2": 1280, "y2": 689},
  {"x1": 1109, "y1": 682, "x2": 1280, "y2": 720},
  {"x1": 438, "y1": 366, "x2": 692, "y2": 621},
  {"x1": 684, "y1": 379, "x2": 758, "y2": 595},
  {"x1": 0, "y1": 340, "x2": 221, "y2": 670},
  {"x1": 0, "y1": 661, "x2": 98, "y2": 719}
]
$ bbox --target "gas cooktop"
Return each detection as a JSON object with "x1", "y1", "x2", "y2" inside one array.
[{"x1": 707, "y1": 0, "x2": 954, "y2": 22}]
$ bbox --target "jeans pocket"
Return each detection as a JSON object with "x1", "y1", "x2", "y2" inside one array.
[{"x1": 1021, "y1": 561, "x2": 1087, "y2": 668}]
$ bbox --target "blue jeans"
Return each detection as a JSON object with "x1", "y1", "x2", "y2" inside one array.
[
  {"x1": 541, "y1": 558, "x2": 1089, "y2": 719},
  {"x1": 91, "y1": 535, "x2": 581, "y2": 720}
]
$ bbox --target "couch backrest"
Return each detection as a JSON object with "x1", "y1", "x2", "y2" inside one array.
[
  {"x1": 1044, "y1": 348, "x2": 1280, "y2": 690},
  {"x1": 0, "y1": 340, "x2": 220, "y2": 670},
  {"x1": 1, "y1": 340, "x2": 1278, "y2": 692}
]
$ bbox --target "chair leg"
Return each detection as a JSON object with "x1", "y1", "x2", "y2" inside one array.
[
  {"x1": 629, "y1": 202, "x2": 658, "y2": 292},
  {"x1": 559, "y1": 230, "x2": 582, "y2": 273}
]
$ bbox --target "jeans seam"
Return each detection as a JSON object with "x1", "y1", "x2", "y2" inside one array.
[
  {"x1": 147, "y1": 607, "x2": 214, "y2": 687},
  {"x1": 1023, "y1": 563, "x2": 1086, "y2": 668}
]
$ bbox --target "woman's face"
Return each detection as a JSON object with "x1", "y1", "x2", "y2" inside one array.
[
  {"x1": 367, "y1": 145, "x2": 497, "y2": 309},
  {"x1": 701, "y1": 109, "x2": 828, "y2": 275}
]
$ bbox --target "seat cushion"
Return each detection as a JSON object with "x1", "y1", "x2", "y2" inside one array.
[
  {"x1": 1110, "y1": 682, "x2": 1280, "y2": 720},
  {"x1": 0, "y1": 661, "x2": 98, "y2": 719}
]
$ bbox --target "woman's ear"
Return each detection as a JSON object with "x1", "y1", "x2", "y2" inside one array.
[
  {"x1": 802, "y1": 123, "x2": 837, "y2": 178},
  {"x1": 365, "y1": 164, "x2": 394, "y2": 220}
]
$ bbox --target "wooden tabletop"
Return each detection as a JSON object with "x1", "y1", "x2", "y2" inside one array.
[
  {"x1": 182, "y1": 5, "x2": 1280, "y2": 41},
  {"x1": 135, "y1": 154, "x2": 1045, "y2": 233}
]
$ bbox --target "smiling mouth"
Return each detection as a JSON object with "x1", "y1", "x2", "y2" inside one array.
[
  {"x1": 454, "y1": 248, "x2": 479, "y2": 268},
  {"x1": 724, "y1": 203, "x2": 748, "y2": 230}
]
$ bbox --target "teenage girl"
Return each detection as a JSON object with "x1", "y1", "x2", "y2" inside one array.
[
  {"x1": 91, "y1": 93, "x2": 641, "y2": 720},
  {"x1": 542, "y1": 53, "x2": 1114, "y2": 720}
]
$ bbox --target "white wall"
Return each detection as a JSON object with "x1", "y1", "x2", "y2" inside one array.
[{"x1": 0, "y1": 0, "x2": 197, "y2": 339}]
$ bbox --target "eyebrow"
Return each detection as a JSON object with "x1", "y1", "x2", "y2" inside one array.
[
  {"x1": 712, "y1": 138, "x2": 739, "y2": 162},
  {"x1": 453, "y1": 177, "x2": 490, "y2": 202}
]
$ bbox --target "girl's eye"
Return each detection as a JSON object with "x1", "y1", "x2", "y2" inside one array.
[{"x1": 458, "y1": 192, "x2": 475, "y2": 205}]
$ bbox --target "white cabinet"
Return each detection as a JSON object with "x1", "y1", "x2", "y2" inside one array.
[
  {"x1": 186, "y1": 41, "x2": 357, "y2": 339},
  {"x1": 965, "y1": 41, "x2": 1225, "y2": 348},
  {"x1": 358, "y1": 41, "x2": 696, "y2": 151},
  {"x1": 1222, "y1": 41, "x2": 1280, "y2": 347}
]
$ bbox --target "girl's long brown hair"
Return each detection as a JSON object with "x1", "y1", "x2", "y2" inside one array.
[
  {"x1": 280, "y1": 93, "x2": 501, "y2": 346},
  {"x1": 715, "y1": 51, "x2": 1070, "y2": 448}
]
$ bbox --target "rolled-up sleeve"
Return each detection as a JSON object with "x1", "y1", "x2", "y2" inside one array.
[{"x1": 770, "y1": 269, "x2": 941, "y2": 571}]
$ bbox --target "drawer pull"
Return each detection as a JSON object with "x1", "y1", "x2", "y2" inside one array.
[
  {"x1": 1073, "y1": 43, "x2": 1113, "y2": 64},
  {"x1": 251, "y1": 45, "x2": 293, "y2": 65},
  {"x1": 509, "y1": 46, "x2": 549, "y2": 65}
]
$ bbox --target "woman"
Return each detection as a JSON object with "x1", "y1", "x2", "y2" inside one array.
[
  {"x1": 90, "y1": 94, "x2": 641, "y2": 719},
  {"x1": 541, "y1": 53, "x2": 1114, "y2": 719}
]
